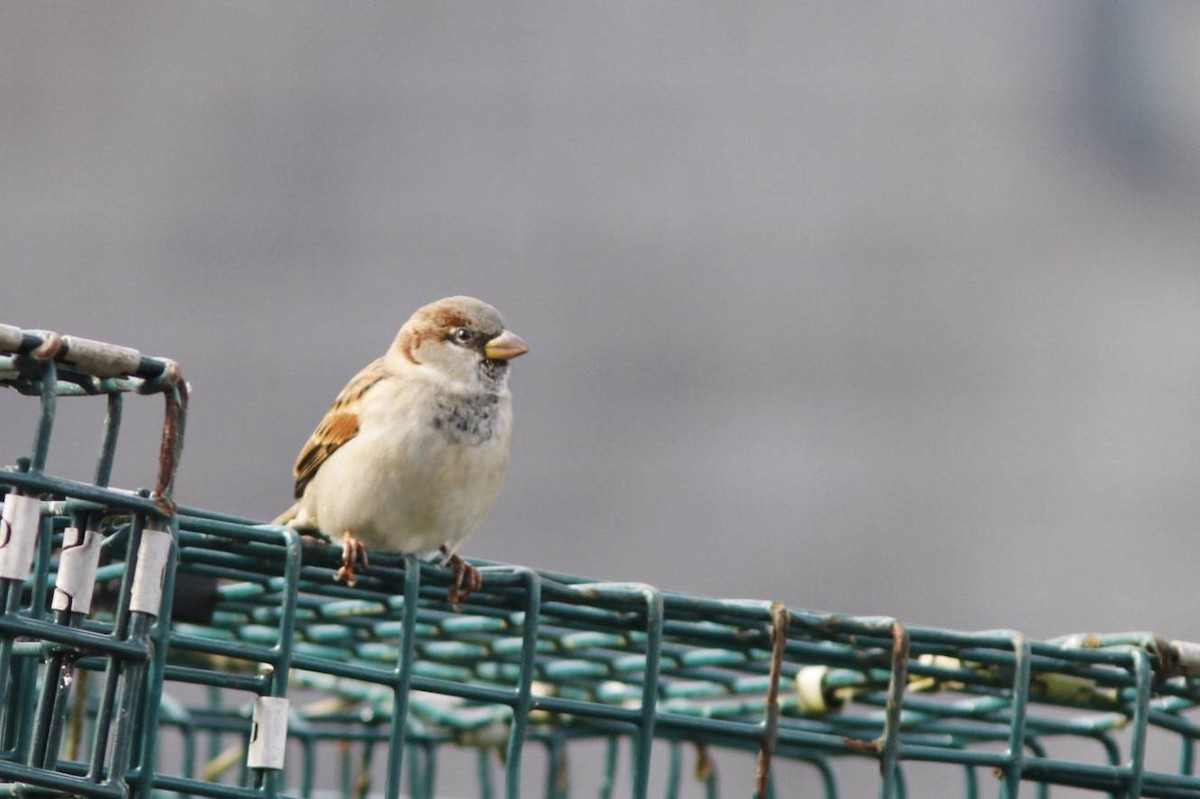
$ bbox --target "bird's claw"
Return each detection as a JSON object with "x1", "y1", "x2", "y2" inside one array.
[
  {"x1": 446, "y1": 552, "x2": 482, "y2": 610},
  {"x1": 334, "y1": 530, "x2": 370, "y2": 587},
  {"x1": 299, "y1": 529, "x2": 331, "y2": 546}
]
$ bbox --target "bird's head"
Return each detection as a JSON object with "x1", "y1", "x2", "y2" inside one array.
[{"x1": 390, "y1": 296, "x2": 529, "y2": 389}]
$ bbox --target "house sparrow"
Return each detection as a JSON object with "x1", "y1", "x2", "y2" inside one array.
[{"x1": 274, "y1": 296, "x2": 528, "y2": 605}]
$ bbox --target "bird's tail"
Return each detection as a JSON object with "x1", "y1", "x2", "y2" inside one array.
[{"x1": 272, "y1": 503, "x2": 300, "y2": 526}]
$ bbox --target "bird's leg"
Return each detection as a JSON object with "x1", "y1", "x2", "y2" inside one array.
[
  {"x1": 334, "y1": 530, "x2": 370, "y2": 587},
  {"x1": 440, "y1": 545, "x2": 482, "y2": 609}
]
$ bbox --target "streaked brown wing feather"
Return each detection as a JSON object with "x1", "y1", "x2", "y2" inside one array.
[{"x1": 293, "y1": 359, "x2": 388, "y2": 499}]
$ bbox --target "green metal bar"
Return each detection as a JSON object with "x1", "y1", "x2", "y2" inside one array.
[
  {"x1": 544, "y1": 735, "x2": 567, "y2": 799},
  {"x1": 29, "y1": 630, "x2": 76, "y2": 769},
  {"x1": 88, "y1": 511, "x2": 148, "y2": 785},
  {"x1": 383, "y1": 554, "x2": 421, "y2": 799},
  {"x1": 629, "y1": 584, "x2": 665, "y2": 799},
  {"x1": 1125, "y1": 649, "x2": 1151, "y2": 798},
  {"x1": 249, "y1": 524, "x2": 301, "y2": 799},
  {"x1": 339, "y1": 724, "x2": 355, "y2": 799},
  {"x1": 811, "y1": 758, "x2": 838, "y2": 799},
  {"x1": 105, "y1": 611, "x2": 155, "y2": 788},
  {"x1": 297, "y1": 730, "x2": 316, "y2": 797},
  {"x1": 0, "y1": 470, "x2": 165, "y2": 518},
  {"x1": 30, "y1": 356, "x2": 58, "y2": 473},
  {"x1": 10, "y1": 513, "x2": 53, "y2": 764},
  {"x1": 476, "y1": 747, "x2": 494, "y2": 799},
  {"x1": 406, "y1": 740, "x2": 423, "y2": 798},
  {"x1": 0, "y1": 757, "x2": 127, "y2": 799},
  {"x1": 1179, "y1": 711, "x2": 1195, "y2": 776},
  {"x1": 421, "y1": 741, "x2": 438, "y2": 798},
  {"x1": 0, "y1": 579, "x2": 20, "y2": 754},
  {"x1": 665, "y1": 740, "x2": 682, "y2": 799},
  {"x1": 597, "y1": 736, "x2": 619, "y2": 799},
  {"x1": 876, "y1": 620, "x2": 907, "y2": 799},
  {"x1": 130, "y1": 516, "x2": 180, "y2": 799},
  {"x1": 1000, "y1": 632, "x2": 1031, "y2": 798},
  {"x1": 93, "y1": 393, "x2": 123, "y2": 488},
  {"x1": 30, "y1": 522, "x2": 93, "y2": 771},
  {"x1": 503, "y1": 567, "x2": 541, "y2": 799},
  {"x1": 1023, "y1": 737, "x2": 1050, "y2": 799}
]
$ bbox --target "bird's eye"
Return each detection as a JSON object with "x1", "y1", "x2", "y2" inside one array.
[{"x1": 452, "y1": 327, "x2": 474, "y2": 345}]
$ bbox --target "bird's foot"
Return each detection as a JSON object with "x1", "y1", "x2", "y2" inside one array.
[
  {"x1": 441, "y1": 546, "x2": 482, "y2": 609},
  {"x1": 298, "y1": 529, "x2": 331, "y2": 546},
  {"x1": 334, "y1": 530, "x2": 370, "y2": 587}
]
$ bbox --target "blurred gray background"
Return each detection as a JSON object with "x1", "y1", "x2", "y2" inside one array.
[
  {"x1": 3, "y1": 4, "x2": 1200, "y2": 790},
  {"x1": 4, "y1": 1, "x2": 1200, "y2": 637}
]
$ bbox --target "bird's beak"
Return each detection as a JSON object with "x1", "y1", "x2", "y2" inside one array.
[{"x1": 485, "y1": 330, "x2": 530, "y2": 360}]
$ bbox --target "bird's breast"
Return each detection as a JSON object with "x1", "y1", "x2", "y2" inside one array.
[{"x1": 431, "y1": 392, "x2": 502, "y2": 445}]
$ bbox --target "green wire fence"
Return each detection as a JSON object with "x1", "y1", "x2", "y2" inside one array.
[{"x1": 3, "y1": 324, "x2": 1200, "y2": 798}]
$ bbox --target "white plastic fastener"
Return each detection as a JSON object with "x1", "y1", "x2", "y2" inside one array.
[
  {"x1": 130, "y1": 528, "x2": 173, "y2": 616},
  {"x1": 60, "y1": 335, "x2": 142, "y2": 378},
  {"x1": 0, "y1": 324, "x2": 22, "y2": 353},
  {"x1": 1172, "y1": 640, "x2": 1200, "y2": 676},
  {"x1": 53, "y1": 528, "x2": 103, "y2": 614},
  {"x1": 796, "y1": 665, "x2": 833, "y2": 714},
  {"x1": 0, "y1": 494, "x2": 41, "y2": 581},
  {"x1": 247, "y1": 696, "x2": 289, "y2": 770}
]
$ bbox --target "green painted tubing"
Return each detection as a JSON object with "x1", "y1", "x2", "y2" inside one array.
[
  {"x1": 149, "y1": 772, "x2": 266, "y2": 799},
  {"x1": 382, "y1": 554, "x2": 421, "y2": 799},
  {"x1": 0, "y1": 581, "x2": 21, "y2": 752},
  {"x1": 106, "y1": 612, "x2": 155, "y2": 789},
  {"x1": 422, "y1": 741, "x2": 438, "y2": 798},
  {"x1": 92, "y1": 392, "x2": 122, "y2": 488},
  {"x1": 255, "y1": 523, "x2": 302, "y2": 799},
  {"x1": 87, "y1": 517, "x2": 141, "y2": 783},
  {"x1": 28, "y1": 617, "x2": 76, "y2": 768},
  {"x1": 1001, "y1": 633, "x2": 1031, "y2": 799},
  {"x1": 0, "y1": 615, "x2": 150, "y2": 658},
  {"x1": 10, "y1": 514, "x2": 53, "y2": 763},
  {"x1": 1179, "y1": 714, "x2": 1195, "y2": 776},
  {"x1": 161, "y1": 664, "x2": 265, "y2": 692},
  {"x1": 339, "y1": 722, "x2": 355, "y2": 799},
  {"x1": 503, "y1": 567, "x2": 541, "y2": 799},
  {"x1": 30, "y1": 357, "x2": 57, "y2": 473},
  {"x1": 1022, "y1": 737, "x2": 1050, "y2": 799},
  {"x1": 405, "y1": 740, "x2": 422, "y2": 798},
  {"x1": 892, "y1": 764, "x2": 907, "y2": 799},
  {"x1": 597, "y1": 736, "x2": 619, "y2": 799},
  {"x1": 665, "y1": 740, "x2": 682, "y2": 798},
  {"x1": 0, "y1": 469, "x2": 165, "y2": 517},
  {"x1": 477, "y1": 747, "x2": 494, "y2": 799},
  {"x1": 810, "y1": 758, "x2": 838, "y2": 799},
  {"x1": 630, "y1": 584, "x2": 665, "y2": 799},
  {"x1": 0, "y1": 756, "x2": 127, "y2": 798},
  {"x1": 1126, "y1": 649, "x2": 1152, "y2": 799},
  {"x1": 962, "y1": 764, "x2": 978, "y2": 799},
  {"x1": 875, "y1": 620, "x2": 907, "y2": 799}
]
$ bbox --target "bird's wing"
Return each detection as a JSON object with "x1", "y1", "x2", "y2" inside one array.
[{"x1": 292, "y1": 358, "x2": 389, "y2": 499}]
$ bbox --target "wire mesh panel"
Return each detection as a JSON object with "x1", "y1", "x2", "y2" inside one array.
[
  {"x1": 0, "y1": 324, "x2": 187, "y2": 797},
  {"x1": 4, "y1": 325, "x2": 1200, "y2": 798}
]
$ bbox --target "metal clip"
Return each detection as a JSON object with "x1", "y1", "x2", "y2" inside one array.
[
  {"x1": 0, "y1": 494, "x2": 41, "y2": 581},
  {"x1": 247, "y1": 696, "x2": 289, "y2": 770},
  {"x1": 53, "y1": 528, "x2": 103, "y2": 614},
  {"x1": 1171, "y1": 640, "x2": 1200, "y2": 676},
  {"x1": 130, "y1": 528, "x2": 173, "y2": 616}
]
